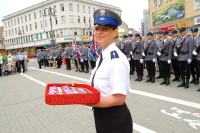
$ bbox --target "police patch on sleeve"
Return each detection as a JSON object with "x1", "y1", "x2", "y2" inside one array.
[{"x1": 111, "y1": 50, "x2": 119, "y2": 60}]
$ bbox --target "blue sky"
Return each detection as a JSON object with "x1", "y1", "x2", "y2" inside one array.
[{"x1": 0, "y1": 0, "x2": 148, "y2": 30}]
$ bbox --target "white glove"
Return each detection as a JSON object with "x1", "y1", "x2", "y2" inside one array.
[
  {"x1": 167, "y1": 60, "x2": 171, "y2": 64},
  {"x1": 140, "y1": 59, "x2": 144, "y2": 64},
  {"x1": 174, "y1": 52, "x2": 178, "y2": 57},
  {"x1": 130, "y1": 51, "x2": 133, "y2": 55},
  {"x1": 187, "y1": 59, "x2": 192, "y2": 64},
  {"x1": 142, "y1": 52, "x2": 145, "y2": 56},
  {"x1": 128, "y1": 58, "x2": 131, "y2": 61},
  {"x1": 192, "y1": 50, "x2": 197, "y2": 56},
  {"x1": 153, "y1": 58, "x2": 157, "y2": 63},
  {"x1": 157, "y1": 52, "x2": 161, "y2": 56},
  {"x1": 80, "y1": 59, "x2": 84, "y2": 62}
]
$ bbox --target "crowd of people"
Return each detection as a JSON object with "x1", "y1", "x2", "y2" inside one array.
[
  {"x1": 35, "y1": 27, "x2": 200, "y2": 91},
  {"x1": 0, "y1": 51, "x2": 28, "y2": 76}
]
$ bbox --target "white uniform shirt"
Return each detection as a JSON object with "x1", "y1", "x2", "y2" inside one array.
[{"x1": 90, "y1": 42, "x2": 131, "y2": 98}]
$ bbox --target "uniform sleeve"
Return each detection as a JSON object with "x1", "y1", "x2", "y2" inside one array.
[
  {"x1": 153, "y1": 41, "x2": 158, "y2": 59},
  {"x1": 188, "y1": 37, "x2": 193, "y2": 60},
  {"x1": 108, "y1": 59, "x2": 130, "y2": 95},
  {"x1": 168, "y1": 40, "x2": 172, "y2": 60}
]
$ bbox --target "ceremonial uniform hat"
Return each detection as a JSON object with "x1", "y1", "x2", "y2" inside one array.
[{"x1": 93, "y1": 9, "x2": 122, "y2": 28}]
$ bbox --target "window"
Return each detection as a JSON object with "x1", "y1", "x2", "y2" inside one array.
[
  {"x1": 88, "y1": 6, "x2": 90, "y2": 14},
  {"x1": 39, "y1": 10, "x2": 42, "y2": 18},
  {"x1": 83, "y1": 16, "x2": 86, "y2": 24},
  {"x1": 12, "y1": 29, "x2": 14, "y2": 35},
  {"x1": 4, "y1": 23, "x2": 6, "y2": 29},
  {"x1": 25, "y1": 15, "x2": 27, "y2": 22},
  {"x1": 26, "y1": 25, "x2": 28, "y2": 32},
  {"x1": 34, "y1": 12, "x2": 36, "y2": 19},
  {"x1": 35, "y1": 22, "x2": 37, "y2": 30},
  {"x1": 30, "y1": 24, "x2": 32, "y2": 31},
  {"x1": 46, "y1": 32, "x2": 49, "y2": 38},
  {"x1": 54, "y1": 5, "x2": 57, "y2": 13},
  {"x1": 22, "y1": 26, "x2": 24, "y2": 34},
  {"x1": 45, "y1": 20, "x2": 47, "y2": 27},
  {"x1": 77, "y1": 4, "x2": 80, "y2": 12},
  {"x1": 29, "y1": 14, "x2": 31, "y2": 21},
  {"x1": 18, "y1": 27, "x2": 20, "y2": 34},
  {"x1": 18, "y1": 18, "x2": 20, "y2": 24},
  {"x1": 40, "y1": 33, "x2": 43, "y2": 40},
  {"x1": 55, "y1": 17, "x2": 58, "y2": 24},
  {"x1": 40, "y1": 21, "x2": 43, "y2": 29},
  {"x1": 15, "y1": 28, "x2": 17, "y2": 35},
  {"x1": 83, "y1": 5, "x2": 85, "y2": 13},
  {"x1": 14, "y1": 19, "x2": 16, "y2": 25},
  {"x1": 69, "y1": 3, "x2": 73, "y2": 11},
  {"x1": 93, "y1": 7, "x2": 95, "y2": 13},
  {"x1": 89, "y1": 17, "x2": 91, "y2": 28},
  {"x1": 69, "y1": 15, "x2": 74, "y2": 23},
  {"x1": 8, "y1": 21, "x2": 10, "y2": 27},
  {"x1": 78, "y1": 16, "x2": 81, "y2": 23},
  {"x1": 9, "y1": 30, "x2": 11, "y2": 36},
  {"x1": 21, "y1": 17, "x2": 23, "y2": 23},
  {"x1": 11, "y1": 20, "x2": 13, "y2": 26},
  {"x1": 60, "y1": 4, "x2": 64, "y2": 12},
  {"x1": 61, "y1": 16, "x2": 65, "y2": 24}
]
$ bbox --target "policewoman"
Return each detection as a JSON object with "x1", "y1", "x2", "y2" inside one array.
[{"x1": 89, "y1": 9, "x2": 133, "y2": 133}]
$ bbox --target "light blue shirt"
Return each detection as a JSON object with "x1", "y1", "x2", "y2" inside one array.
[{"x1": 18, "y1": 54, "x2": 25, "y2": 61}]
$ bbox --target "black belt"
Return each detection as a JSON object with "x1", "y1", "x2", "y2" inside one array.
[
  {"x1": 147, "y1": 52, "x2": 153, "y2": 55},
  {"x1": 180, "y1": 51, "x2": 189, "y2": 55}
]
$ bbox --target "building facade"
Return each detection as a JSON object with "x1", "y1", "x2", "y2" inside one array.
[
  {"x1": 142, "y1": 9, "x2": 149, "y2": 36},
  {"x1": 0, "y1": 27, "x2": 5, "y2": 54},
  {"x1": 148, "y1": 0, "x2": 200, "y2": 31},
  {"x1": 2, "y1": 0, "x2": 121, "y2": 53}
]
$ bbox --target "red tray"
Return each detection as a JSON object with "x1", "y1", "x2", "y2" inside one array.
[{"x1": 45, "y1": 83, "x2": 100, "y2": 105}]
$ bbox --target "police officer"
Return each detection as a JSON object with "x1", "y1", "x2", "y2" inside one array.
[
  {"x1": 65, "y1": 44, "x2": 72, "y2": 70},
  {"x1": 174, "y1": 27, "x2": 193, "y2": 88},
  {"x1": 157, "y1": 31, "x2": 172, "y2": 85},
  {"x1": 36, "y1": 49, "x2": 43, "y2": 69},
  {"x1": 89, "y1": 43, "x2": 96, "y2": 69},
  {"x1": 89, "y1": 9, "x2": 132, "y2": 133},
  {"x1": 122, "y1": 34, "x2": 134, "y2": 75},
  {"x1": 17, "y1": 50, "x2": 25, "y2": 73},
  {"x1": 132, "y1": 33, "x2": 144, "y2": 81},
  {"x1": 56, "y1": 46, "x2": 63, "y2": 68},
  {"x1": 155, "y1": 30, "x2": 163, "y2": 79},
  {"x1": 171, "y1": 29, "x2": 181, "y2": 82},
  {"x1": 144, "y1": 32, "x2": 157, "y2": 83},
  {"x1": 82, "y1": 44, "x2": 89, "y2": 73},
  {"x1": 190, "y1": 28, "x2": 199, "y2": 85}
]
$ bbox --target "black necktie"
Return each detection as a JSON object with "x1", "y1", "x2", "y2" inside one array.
[{"x1": 91, "y1": 53, "x2": 103, "y2": 87}]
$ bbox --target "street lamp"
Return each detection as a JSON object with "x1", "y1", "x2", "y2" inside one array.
[{"x1": 43, "y1": 7, "x2": 56, "y2": 46}]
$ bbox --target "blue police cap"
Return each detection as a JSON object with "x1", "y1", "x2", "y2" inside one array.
[
  {"x1": 123, "y1": 35, "x2": 128, "y2": 39},
  {"x1": 170, "y1": 29, "x2": 178, "y2": 34},
  {"x1": 191, "y1": 28, "x2": 198, "y2": 33},
  {"x1": 128, "y1": 34, "x2": 133, "y2": 37},
  {"x1": 93, "y1": 9, "x2": 122, "y2": 28},
  {"x1": 147, "y1": 32, "x2": 153, "y2": 36},
  {"x1": 179, "y1": 27, "x2": 187, "y2": 32},
  {"x1": 162, "y1": 31, "x2": 169, "y2": 35},
  {"x1": 155, "y1": 30, "x2": 163, "y2": 34},
  {"x1": 134, "y1": 33, "x2": 141, "y2": 37}
]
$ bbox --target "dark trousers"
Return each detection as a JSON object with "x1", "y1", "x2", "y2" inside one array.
[
  {"x1": 84, "y1": 60, "x2": 89, "y2": 72},
  {"x1": 178, "y1": 61, "x2": 190, "y2": 82},
  {"x1": 56, "y1": 57, "x2": 62, "y2": 68},
  {"x1": 146, "y1": 61, "x2": 156, "y2": 78},
  {"x1": 157, "y1": 59, "x2": 162, "y2": 77},
  {"x1": 172, "y1": 59, "x2": 180, "y2": 79},
  {"x1": 0, "y1": 64, "x2": 2, "y2": 76},
  {"x1": 38, "y1": 60, "x2": 42, "y2": 69},
  {"x1": 93, "y1": 104, "x2": 132, "y2": 133},
  {"x1": 90, "y1": 60, "x2": 96, "y2": 69},
  {"x1": 129, "y1": 59, "x2": 134, "y2": 75},
  {"x1": 16, "y1": 61, "x2": 20, "y2": 73},
  {"x1": 74, "y1": 58, "x2": 78, "y2": 71},
  {"x1": 44, "y1": 59, "x2": 49, "y2": 67},
  {"x1": 134, "y1": 60, "x2": 143, "y2": 77},
  {"x1": 19, "y1": 60, "x2": 25, "y2": 73},
  {"x1": 196, "y1": 60, "x2": 200, "y2": 79},
  {"x1": 189, "y1": 59, "x2": 198, "y2": 81},
  {"x1": 65, "y1": 58, "x2": 71, "y2": 70},
  {"x1": 160, "y1": 60, "x2": 170, "y2": 79},
  {"x1": 80, "y1": 60, "x2": 84, "y2": 72}
]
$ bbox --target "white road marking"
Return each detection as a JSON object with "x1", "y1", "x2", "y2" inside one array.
[
  {"x1": 20, "y1": 73, "x2": 157, "y2": 133},
  {"x1": 29, "y1": 67, "x2": 200, "y2": 109}
]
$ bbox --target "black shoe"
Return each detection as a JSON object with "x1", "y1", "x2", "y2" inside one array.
[
  {"x1": 138, "y1": 76, "x2": 143, "y2": 81},
  {"x1": 156, "y1": 75, "x2": 162, "y2": 79},
  {"x1": 178, "y1": 82, "x2": 185, "y2": 87},
  {"x1": 190, "y1": 79, "x2": 195, "y2": 84},
  {"x1": 194, "y1": 80, "x2": 199, "y2": 85},
  {"x1": 197, "y1": 89, "x2": 200, "y2": 92},
  {"x1": 160, "y1": 79, "x2": 166, "y2": 85},
  {"x1": 177, "y1": 78, "x2": 181, "y2": 82},
  {"x1": 135, "y1": 77, "x2": 139, "y2": 81},
  {"x1": 146, "y1": 79, "x2": 151, "y2": 82},
  {"x1": 165, "y1": 79, "x2": 170, "y2": 85},
  {"x1": 151, "y1": 77, "x2": 155, "y2": 83},
  {"x1": 85, "y1": 70, "x2": 89, "y2": 73},
  {"x1": 184, "y1": 81, "x2": 189, "y2": 89}
]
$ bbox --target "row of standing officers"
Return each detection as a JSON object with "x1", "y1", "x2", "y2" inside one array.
[{"x1": 118, "y1": 27, "x2": 200, "y2": 91}]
